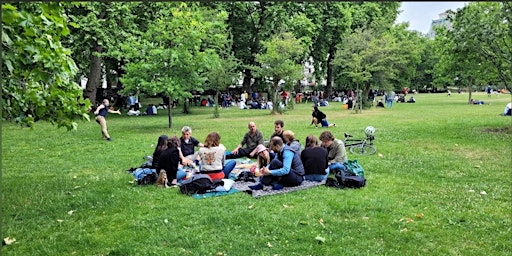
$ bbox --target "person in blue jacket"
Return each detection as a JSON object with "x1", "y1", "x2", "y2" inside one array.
[{"x1": 249, "y1": 136, "x2": 304, "y2": 190}]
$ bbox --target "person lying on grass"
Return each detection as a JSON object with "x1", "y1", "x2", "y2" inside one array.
[{"x1": 249, "y1": 136, "x2": 304, "y2": 191}]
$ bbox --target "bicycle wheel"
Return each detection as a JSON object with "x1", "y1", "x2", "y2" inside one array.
[{"x1": 349, "y1": 144, "x2": 376, "y2": 156}]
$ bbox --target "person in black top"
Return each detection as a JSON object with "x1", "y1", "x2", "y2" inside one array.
[
  {"x1": 311, "y1": 106, "x2": 335, "y2": 128},
  {"x1": 151, "y1": 135, "x2": 168, "y2": 169},
  {"x1": 157, "y1": 136, "x2": 181, "y2": 186},
  {"x1": 301, "y1": 135, "x2": 329, "y2": 182},
  {"x1": 179, "y1": 126, "x2": 203, "y2": 166},
  {"x1": 270, "y1": 120, "x2": 285, "y2": 142},
  {"x1": 93, "y1": 99, "x2": 121, "y2": 141}
]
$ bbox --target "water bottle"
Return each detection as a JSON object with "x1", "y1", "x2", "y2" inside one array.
[{"x1": 194, "y1": 159, "x2": 202, "y2": 173}]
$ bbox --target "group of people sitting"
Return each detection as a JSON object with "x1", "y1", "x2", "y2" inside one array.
[{"x1": 147, "y1": 118, "x2": 349, "y2": 191}]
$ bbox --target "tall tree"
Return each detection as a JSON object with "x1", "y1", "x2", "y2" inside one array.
[
  {"x1": 225, "y1": 1, "x2": 285, "y2": 93},
  {"x1": 2, "y1": 3, "x2": 90, "y2": 130},
  {"x1": 253, "y1": 32, "x2": 306, "y2": 114},
  {"x1": 304, "y1": 2, "x2": 352, "y2": 97},
  {"x1": 433, "y1": 2, "x2": 510, "y2": 103},
  {"x1": 65, "y1": 2, "x2": 139, "y2": 106},
  {"x1": 120, "y1": 2, "x2": 230, "y2": 128}
]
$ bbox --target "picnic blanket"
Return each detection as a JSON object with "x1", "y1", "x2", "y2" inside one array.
[
  {"x1": 181, "y1": 158, "x2": 326, "y2": 199},
  {"x1": 232, "y1": 179, "x2": 326, "y2": 198}
]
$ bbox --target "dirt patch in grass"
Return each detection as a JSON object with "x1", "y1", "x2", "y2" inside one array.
[{"x1": 482, "y1": 126, "x2": 512, "y2": 134}]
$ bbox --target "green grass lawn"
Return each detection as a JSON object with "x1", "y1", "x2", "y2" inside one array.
[{"x1": 2, "y1": 92, "x2": 511, "y2": 255}]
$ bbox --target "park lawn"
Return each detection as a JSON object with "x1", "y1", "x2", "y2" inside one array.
[{"x1": 2, "y1": 92, "x2": 511, "y2": 255}]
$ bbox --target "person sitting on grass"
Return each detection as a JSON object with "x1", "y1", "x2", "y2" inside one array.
[
  {"x1": 157, "y1": 136, "x2": 186, "y2": 187},
  {"x1": 319, "y1": 131, "x2": 347, "y2": 173},
  {"x1": 249, "y1": 136, "x2": 304, "y2": 191},
  {"x1": 226, "y1": 121, "x2": 264, "y2": 159},
  {"x1": 301, "y1": 135, "x2": 329, "y2": 182},
  {"x1": 283, "y1": 130, "x2": 302, "y2": 156},
  {"x1": 179, "y1": 126, "x2": 204, "y2": 166},
  {"x1": 501, "y1": 102, "x2": 511, "y2": 116},
  {"x1": 311, "y1": 106, "x2": 335, "y2": 128},
  {"x1": 196, "y1": 132, "x2": 236, "y2": 180}
]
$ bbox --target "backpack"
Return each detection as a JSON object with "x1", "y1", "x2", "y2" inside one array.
[
  {"x1": 132, "y1": 168, "x2": 158, "y2": 185},
  {"x1": 343, "y1": 159, "x2": 365, "y2": 178},
  {"x1": 326, "y1": 168, "x2": 366, "y2": 189},
  {"x1": 179, "y1": 174, "x2": 217, "y2": 195}
]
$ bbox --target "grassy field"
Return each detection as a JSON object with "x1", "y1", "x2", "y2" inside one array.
[{"x1": 2, "y1": 92, "x2": 511, "y2": 256}]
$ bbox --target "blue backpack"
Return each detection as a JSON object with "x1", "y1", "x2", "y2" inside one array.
[{"x1": 132, "y1": 168, "x2": 158, "y2": 185}]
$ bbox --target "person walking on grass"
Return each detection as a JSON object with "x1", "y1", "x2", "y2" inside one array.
[{"x1": 94, "y1": 99, "x2": 121, "y2": 141}]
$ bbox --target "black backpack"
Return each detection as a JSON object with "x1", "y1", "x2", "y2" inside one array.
[
  {"x1": 326, "y1": 168, "x2": 366, "y2": 189},
  {"x1": 179, "y1": 174, "x2": 218, "y2": 195}
]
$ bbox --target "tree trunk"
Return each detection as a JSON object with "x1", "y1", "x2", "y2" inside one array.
[
  {"x1": 271, "y1": 79, "x2": 280, "y2": 115},
  {"x1": 467, "y1": 77, "x2": 473, "y2": 104},
  {"x1": 325, "y1": 49, "x2": 335, "y2": 98},
  {"x1": 84, "y1": 41, "x2": 103, "y2": 107},
  {"x1": 168, "y1": 98, "x2": 173, "y2": 128},
  {"x1": 243, "y1": 68, "x2": 253, "y2": 93}
]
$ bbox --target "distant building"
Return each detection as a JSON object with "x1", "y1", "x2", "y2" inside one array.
[{"x1": 427, "y1": 11, "x2": 453, "y2": 38}]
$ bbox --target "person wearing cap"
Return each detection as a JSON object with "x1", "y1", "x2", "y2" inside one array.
[
  {"x1": 249, "y1": 144, "x2": 276, "y2": 170},
  {"x1": 226, "y1": 121, "x2": 264, "y2": 159},
  {"x1": 301, "y1": 135, "x2": 329, "y2": 182},
  {"x1": 249, "y1": 136, "x2": 304, "y2": 191},
  {"x1": 93, "y1": 99, "x2": 121, "y2": 141},
  {"x1": 319, "y1": 130, "x2": 347, "y2": 172}
]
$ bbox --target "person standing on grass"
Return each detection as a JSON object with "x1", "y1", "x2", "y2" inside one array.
[
  {"x1": 302, "y1": 135, "x2": 329, "y2": 182},
  {"x1": 94, "y1": 99, "x2": 121, "y2": 141},
  {"x1": 249, "y1": 136, "x2": 304, "y2": 191},
  {"x1": 226, "y1": 121, "x2": 264, "y2": 159},
  {"x1": 319, "y1": 130, "x2": 347, "y2": 172}
]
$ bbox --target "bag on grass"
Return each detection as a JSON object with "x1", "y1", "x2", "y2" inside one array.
[
  {"x1": 179, "y1": 174, "x2": 217, "y2": 195},
  {"x1": 325, "y1": 168, "x2": 366, "y2": 189},
  {"x1": 343, "y1": 159, "x2": 365, "y2": 178},
  {"x1": 132, "y1": 168, "x2": 158, "y2": 185}
]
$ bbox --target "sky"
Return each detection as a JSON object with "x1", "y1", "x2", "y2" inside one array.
[{"x1": 395, "y1": 2, "x2": 469, "y2": 34}]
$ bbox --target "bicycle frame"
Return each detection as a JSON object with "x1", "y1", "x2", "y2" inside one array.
[{"x1": 343, "y1": 133, "x2": 374, "y2": 147}]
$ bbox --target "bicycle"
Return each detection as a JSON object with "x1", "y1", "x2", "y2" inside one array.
[{"x1": 343, "y1": 129, "x2": 377, "y2": 156}]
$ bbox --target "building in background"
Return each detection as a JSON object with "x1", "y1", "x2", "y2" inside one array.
[{"x1": 427, "y1": 11, "x2": 454, "y2": 38}]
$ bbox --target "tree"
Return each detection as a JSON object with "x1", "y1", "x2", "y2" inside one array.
[
  {"x1": 120, "y1": 2, "x2": 230, "y2": 128},
  {"x1": 2, "y1": 3, "x2": 90, "y2": 130},
  {"x1": 253, "y1": 32, "x2": 306, "y2": 114},
  {"x1": 304, "y1": 2, "x2": 352, "y2": 97},
  {"x1": 433, "y1": 2, "x2": 510, "y2": 103},
  {"x1": 334, "y1": 24, "x2": 420, "y2": 109},
  {"x1": 65, "y1": 2, "x2": 139, "y2": 107},
  {"x1": 204, "y1": 35, "x2": 241, "y2": 118},
  {"x1": 226, "y1": 1, "x2": 287, "y2": 93}
]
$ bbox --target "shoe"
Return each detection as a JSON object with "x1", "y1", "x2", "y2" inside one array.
[
  {"x1": 106, "y1": 138, "x2": 112, "y2": 141},
  {"x1": 249, "y1": 184, "x2": 263, "y2": 190},
  {"x1": 165, "y1": 181, "x2": 178, "y2": 188},
  {"x1": 272, "y1": 183, "x2": 284, "y2": 190}
]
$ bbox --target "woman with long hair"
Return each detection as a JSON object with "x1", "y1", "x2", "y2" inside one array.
[{"x1": 196, "y1": 132, "x2": 236, "y2": 180}]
